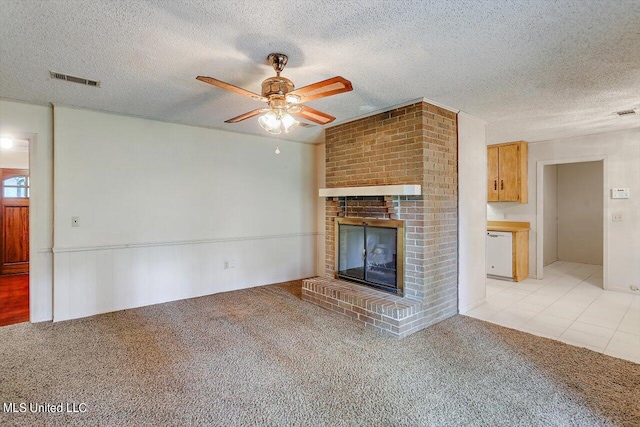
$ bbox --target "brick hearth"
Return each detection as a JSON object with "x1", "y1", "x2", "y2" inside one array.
[
  {"x1": 302, "y1": 277, "x2": 424, "y2": 338},
  {"x1": 303, "y1": 100, "x2": 458, "y2": 338}
]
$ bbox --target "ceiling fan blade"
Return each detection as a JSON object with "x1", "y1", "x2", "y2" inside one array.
[
  {"x1": 196, "y1": 76, "x2": 267, "y2": 103},
  {"x1": 292, "y1": 105, "x2": 336, "y2": 125},
  {"x1": 289, "y1": 76, "x2": 353, "y2": 103},
  {"x1": 225, "y1": 109, "x2": 267, "y2": 123}
]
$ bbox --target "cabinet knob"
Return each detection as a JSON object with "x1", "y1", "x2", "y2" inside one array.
[
  {"x1": 494, "y1": 180, "x2": 497, "y2": 190},
  {"x1": 500, "y1": 180, "x2": 504, "y2": 190}
]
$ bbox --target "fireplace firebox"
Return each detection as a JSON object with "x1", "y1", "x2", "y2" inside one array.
[{"x1": 335, "y1": 218, "x2": 404, "y2": 295}]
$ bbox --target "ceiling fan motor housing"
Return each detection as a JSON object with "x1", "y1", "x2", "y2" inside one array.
[{"x1": 261, "y1": 76, "x2": 294, "y2": 98}]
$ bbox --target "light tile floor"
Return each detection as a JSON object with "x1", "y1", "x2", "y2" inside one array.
[{"x1": 465, "y1": 261, "x2": 640, "y2": 364}]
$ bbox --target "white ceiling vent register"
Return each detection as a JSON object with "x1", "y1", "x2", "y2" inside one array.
[
  {"x1": 49, "y1": 71, "x2": 100, "y2": 87},
  {"x1": 615, "y1": 109, "x2": 637, "y2": 116}
]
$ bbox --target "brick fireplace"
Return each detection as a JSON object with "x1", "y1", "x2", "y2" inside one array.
[{"x1": 302, "y1": 100, "x2": 458, "y2": 338}]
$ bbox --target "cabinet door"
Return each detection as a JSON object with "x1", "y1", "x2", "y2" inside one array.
[
  {"x1": 498, "y1": 144, "x2": 520, "y2": 201},
  {"x1": 487, "y1": 146, "x2": 499, "y2": 201}
]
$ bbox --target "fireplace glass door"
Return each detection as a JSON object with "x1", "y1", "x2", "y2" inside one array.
[{"x1": 336, "y1": 219, "x2": 403, "y2": 295}]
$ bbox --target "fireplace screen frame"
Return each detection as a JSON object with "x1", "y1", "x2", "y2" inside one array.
[{"x1": 335, "y1": 217, "x2": 405, "y2": 296}]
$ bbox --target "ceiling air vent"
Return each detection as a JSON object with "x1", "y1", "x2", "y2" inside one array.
[
  {"x1": 50, "y1": 71, "x2": 100, "y2": 87},
  {"x1": 615, "y1": 109, "x2": 637, "y2": 116}
]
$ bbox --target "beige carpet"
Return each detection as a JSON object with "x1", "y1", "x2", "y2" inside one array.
[{"x1": 1, "y1": 281, "x2": 638, "y2": 426}]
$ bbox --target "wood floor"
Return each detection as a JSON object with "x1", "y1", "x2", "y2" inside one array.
[{"x1": 0, "y1": 274, "x2": 29, "y2": 326}]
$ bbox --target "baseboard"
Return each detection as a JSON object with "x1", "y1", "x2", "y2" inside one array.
[
  {"x1": 459, "y1": 297, "x2": 487, "y2": 314},
  {"x1": 605, "y1": 285, "x2": 640, "y2": 296}
]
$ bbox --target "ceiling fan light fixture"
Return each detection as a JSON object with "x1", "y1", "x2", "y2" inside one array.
[
  {"x1": 258, "y1": 109, "x2": 299, "y2": 134},
  {"x1": 281, "y1": 113, "x2": 299, "y2": 133},
  {"x1": 285, "y1": 94, "x2": 301, "y2": 104},
  {"x1": 259, "y1": 111, "x2": 280, "y2": 133}
]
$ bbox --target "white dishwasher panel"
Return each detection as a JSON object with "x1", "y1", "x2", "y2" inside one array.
[{"x1": 486, "y1": 231, "x2": 513, "y2": 278}]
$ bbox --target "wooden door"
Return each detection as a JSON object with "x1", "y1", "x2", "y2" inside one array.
[
  {"x1": 487, "y1": 146, "x2": 500, "y2": 201},
  {"x1": 0, "y1": 169, "x2": 29, "y2": 275},
  {"x1": 498, "y1": 144, "x2": 520, "y2": 201}
]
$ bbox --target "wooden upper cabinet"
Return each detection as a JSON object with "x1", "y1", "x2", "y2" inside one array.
[
  {"x1": 487, "y1": 141, "x2": 528, "y2": 203},
  {"x1": 487, "y1": 146, "x2": 499, "y2": 201}
]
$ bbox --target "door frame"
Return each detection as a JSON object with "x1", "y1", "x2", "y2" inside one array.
[
  {"x1": 1, "y1": 131, "x2": 39, "y2": 320},
  {"x1": 536, "y1": 156, "x2": 608, "y2": 288}
]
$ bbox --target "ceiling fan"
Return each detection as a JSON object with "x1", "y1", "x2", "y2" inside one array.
[{"x1": 196, "y1": 53, "x2": 353, "y2": 134}]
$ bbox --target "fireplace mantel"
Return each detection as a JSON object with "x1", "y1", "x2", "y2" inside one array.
[{"x1": 318, "y1": 185, "x2": 421, "y2": 197}]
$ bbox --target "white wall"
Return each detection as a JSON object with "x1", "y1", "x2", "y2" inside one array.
[
  {"x1": 0, "y1": 148, "x2": 29, "y2": 169},
  {"x1": 52, "y1": 106, "x2": 318, "y2": 321},
  {"x1": 487, "y1": 128, "x2": 640, "y2": 294},
  {"x1": 557, "y1": 161, "x2": 603, "y2": 265},
  {"x1": 458, "y1": 112, "x2": 488, "y2": 312},
  {"x1": 543, "y1": 164, "x2": 558, "y2": 266},
  {"x1": 0, "y1": 99, "x2": 53, "y2": 321}
]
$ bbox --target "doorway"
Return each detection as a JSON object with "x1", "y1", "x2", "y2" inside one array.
[
  {"x1": 536, "y1": 157, "x2": 607, "y2": 287},
  {"x1": 0, "y1": 138, "x2": 30, "y2": 325}
]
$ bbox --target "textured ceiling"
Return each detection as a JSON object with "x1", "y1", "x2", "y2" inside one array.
[{"x1": 1, "y1": 0, "x2": 639, "y2": 144}]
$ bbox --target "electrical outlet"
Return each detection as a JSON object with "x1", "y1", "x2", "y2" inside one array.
[
  {"x1": 612, "y1": 213, "x2": 623, "y2": 222},
  {"x1": 229, "y1": 260, "x2": 236, "y2": 268},
  {"x1": 71, "y1": 216, "x2": 80, "y2": 227}
]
